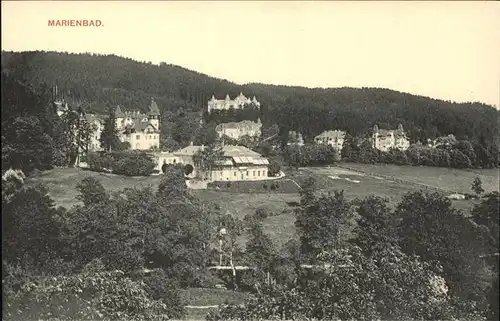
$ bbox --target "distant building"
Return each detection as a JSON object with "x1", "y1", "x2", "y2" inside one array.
[
  {"x1": 85, "y1": 114, "x2": 105, "y2": 152},
  {"x1": 153, "y1": 144, "x2": 270, "y2": 181},
  {"x1": 314, "y1": 130, "x2": 346, "y2": 152},
  {"x1": 428, "y1": 134, "x2": 457, "y2": 149},
  {"x1": 372, "y1": 124, "x2": 410, "y2": 152},
  {"x1": 208, "y1": 92, "x2": 260, "y2": 113},
  {"x1": 287, "y1": 131, "x2": 304, "y2": 146},
  {"x1": 216, "y1": 119, "x2": 262, "y2": 141}
]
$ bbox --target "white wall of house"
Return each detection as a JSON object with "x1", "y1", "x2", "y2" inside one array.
[
  {"x1": 122, "y1": 130, "x2": 160, "y2": 150},
  {"x1": 199, "y1": 166, "x2": 268, "y2": 181}
]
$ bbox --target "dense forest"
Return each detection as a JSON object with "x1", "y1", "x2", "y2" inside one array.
[{"x1": 2, "y1": 50, "x2": 499, "y2": 170}]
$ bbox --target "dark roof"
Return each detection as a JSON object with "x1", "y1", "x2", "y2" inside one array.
[
  {"x1": 148, "y1": 99, "x2": 161, "y2": 116},
  {"x1": 115, "y1": 105, "x2": 125, "y2": 117},
  {"x1": 123, "y1": 121, "x2": 158, "y2": 133}
]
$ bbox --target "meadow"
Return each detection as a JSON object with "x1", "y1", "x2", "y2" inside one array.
[
  {"x1": 26, "y1": 164, "x2": 498, "y2": 319},
  {"x1": 30, "y1": 164, "x2": 499, "y2": 246}
]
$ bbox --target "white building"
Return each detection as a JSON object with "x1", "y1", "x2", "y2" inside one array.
[
  {"x1": 116, "y1": 99, "x2": 161, "y2": 150},
  {"x1": 287, "y1": 131, "x2": 305, "y2": 146},
  {"x1": 153, "y1": 144, "x2": 270, "y2": 182},
  {"x1": 208, "y1": 92, "x2": 260, "y2": 113},
  {"x1": 57, "y1": 98, "x2": 161, "y2": 152},
  {"x1": 215, "y1": 119, "x2": 262, "y2": 141},
  {"x1": 314, "y1": 130, "x2": 346, "y2": 152},
  {"x1": 372, "y1": 124, "x2": 410, "y2": 152}
]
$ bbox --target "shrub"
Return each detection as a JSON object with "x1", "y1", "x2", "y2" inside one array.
[
  {"x1": 87, "y1": 152, "x2": 156, "y2": 176},
  {"x1": 112, "y1": 154, "x2": 156, "y2": 176},
  {"x1": 3, "y1": 265, "x2": 171, "y2": 321},
  {"x1": 254, "y1": 208, "x2": 269, "y2": 220}
]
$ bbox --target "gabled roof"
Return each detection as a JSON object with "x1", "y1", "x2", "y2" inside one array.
[
  {"x1": 315, "y1": 130, "x2": 346, "y2": 140},
  {"x1": 148, "y1": 99, "x2": 161, "y2": 116},
  {"x1": 123, "y1": 121, "x2": 158, "y2": 133},
  {"x1": 115, "y1": 105, "x2": 125, "y2": 118},
  {"x1": 216, "y1": 120, "x2": 261, "y2": 131}
]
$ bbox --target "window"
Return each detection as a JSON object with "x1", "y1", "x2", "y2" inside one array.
[
  {"x1": 173, "y1": 159, "x2": 177, "y2": 163},
  {"x1": 234, "y1": 172, "x2": 237, "y2": 176},
  {"x1": 258, "y1": 171, "x2": 260, "y2": 176},
  {"x1": 253, "y1": 171, "x2": 255, "y2": 176},
  {"x1": 246, "y1": 171, "x2": 249, "y2": 176},
  {"x1": 148, "y1": 135, "x2": 151, "y2": 139},
  {"x1": 136, "y1": 135, "x2": 140, "y2": 140}
]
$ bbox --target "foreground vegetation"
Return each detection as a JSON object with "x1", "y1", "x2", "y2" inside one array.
[{"x1": 3, "y1": 163, "x2": 499, "y2": 320}]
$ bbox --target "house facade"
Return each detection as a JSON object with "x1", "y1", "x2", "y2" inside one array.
[
  {"x1": 152, "y1": 144, "x2": 270, "y2": 182},
  {"x1": 372, "y1": 124, "x2": 410, "y2": 152},
  {"x1": 208, "y1": 92, "x2": 260, "y2": 113},
  {"x1": 116, "y1": 99, "x2": 161, "y2": 150},
  {"x1": 215, "y1": 119, "x2": 262, "y2": 141},
  {"x1": 314, "y1": 130, "x2": 346, "y2": 152},
  {"x1": 287, "y1": 131, "x2": 305, "y2": 146}
]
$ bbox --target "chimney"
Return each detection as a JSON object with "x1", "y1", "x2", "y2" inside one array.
[{"x1": 190, "y1": 141, "x2": 193, "y2": 146}]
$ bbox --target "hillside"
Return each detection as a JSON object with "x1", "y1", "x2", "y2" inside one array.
[{"x1": 2, "y1": 50, "x2": 499, "y2": 148}]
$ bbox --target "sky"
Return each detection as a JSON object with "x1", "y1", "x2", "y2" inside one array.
[{"x1": 2, "y1": 1, "x2": 499, "y2": 107}]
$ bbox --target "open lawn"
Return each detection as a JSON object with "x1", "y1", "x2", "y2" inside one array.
[
  {"x1": 341, "y1": 162, "x2": 499, "y2": 194},
  {"x1": 191, "y1": 190, "x2": 300, "y2": 247},
  {"x1": 291, "y1": 163, "x2": 499, "y2": 214},
  {"x1": 27, "y1": 167, "x2": 164, "y2": 208}
]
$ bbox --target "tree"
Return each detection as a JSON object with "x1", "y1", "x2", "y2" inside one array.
[
  {"x1": 99, "y1": 107, "x2": 120, "y2": 152},
  {"x1": 244, "y1": 220, "x2": 276, "y2": 289},
  {"x1": 471, "y1": 191, "x2": 499, "y2": 252},
  {"x1": 295, "y1": 190, "x2": 358, "y2": 261},
  {"x1": 209, "y1": 246, "x2": 452, "y2": 321},
  {"x1": 3, "y1": 260, "x2": 172, "y2": 321},
  {"x1": 471, "y1": 176, "x2": 485, "y2": 196},
  {"x1": 352, "y1": 195, "x2": 397, "y2": 255},
  {"x1": 76, "y1": 177, "x2": 109, "y2": 206},
  {"x1": 192, "y1": 142, "x2": 225, "y2": 179},
  {"x1": 395, "y1": 191, "x2": 493, "y2": 308}
]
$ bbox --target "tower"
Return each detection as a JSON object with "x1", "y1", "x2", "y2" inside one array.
[{"x1": 147, "y1": 98, "x2": 161, "y2": 130}]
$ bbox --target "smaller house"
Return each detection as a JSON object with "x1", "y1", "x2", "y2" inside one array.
[
  {"x1": 287, "y1": 131, "x2": 304, "y2": 146},
  {"x1": 428, "y1": 134, "x2": 457, "y2": 149},
  {"x1": 215, "y1": 119, "x2": 262, "y2": 141},
  {"x1": 314, "y1": 130, "x2": 346, "y2": 154},
  {"x1": 372, "y1": 124, "x2": 410, "y2": 152}
]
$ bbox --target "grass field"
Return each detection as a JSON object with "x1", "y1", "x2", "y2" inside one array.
[
  {"x1": 25, "y1": 165, "x2": 498, "y2": 320},
  {"x1": 31, "y1": 164, "x2": 498, "y2": 245},
  {"x1": 191, "y1": 190, "x2": 300, "y2": 247},
  {"x1": 341, "y1": 162, "x2": 499, "y2": 194}
]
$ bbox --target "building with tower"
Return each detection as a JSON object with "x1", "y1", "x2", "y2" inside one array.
[
  {"x1": 57, "y1": 98, "x2": 161, "y2": 152},
  {"x1": 116, "y1": 99, "x2": 161, "y2": 150},
  {"x1": 207, "y1": 92, "x2": 260, "y2": 113}
]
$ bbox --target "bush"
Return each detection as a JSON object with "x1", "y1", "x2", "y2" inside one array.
[
  {"x1": 112, "y1": 154, "x2": 156, "y2": 176},
  {"x1": 254, "y1": 208, "x2": 269, "y2": 220},
  {"x1": 142, "y1": 269, "x2": 185, "y2": 319},
  {"x1": 3, "y1": 264, "x2": 172, "y2": 321},
  {"x1": 87, "y1": 152, "x2": 156, "y2": 176}
]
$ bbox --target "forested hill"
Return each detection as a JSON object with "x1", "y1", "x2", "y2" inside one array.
[{"x1": 2, "y1": 50, "x2": 499, "y2": 146}]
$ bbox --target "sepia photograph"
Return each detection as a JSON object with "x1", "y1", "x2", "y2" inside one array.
[{"x1": 1, "y1": 1, "x2": 499, "y2": 320}]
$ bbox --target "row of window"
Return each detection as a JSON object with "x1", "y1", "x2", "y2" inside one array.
[{"x1": 134, "y1": 135, "x2": 158, "y2": 140}]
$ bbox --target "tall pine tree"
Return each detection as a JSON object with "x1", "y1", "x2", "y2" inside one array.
[{"x1": 99, "y1": 107, "x2": 120, "y2": 152}]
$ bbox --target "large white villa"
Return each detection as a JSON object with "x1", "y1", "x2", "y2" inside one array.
[
  {"x1": 207, "y1": 92, "x2": 260, "y2": 113},
  {"x1": 56, "y1": 98, "x2": 161, "y2": 152}
]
